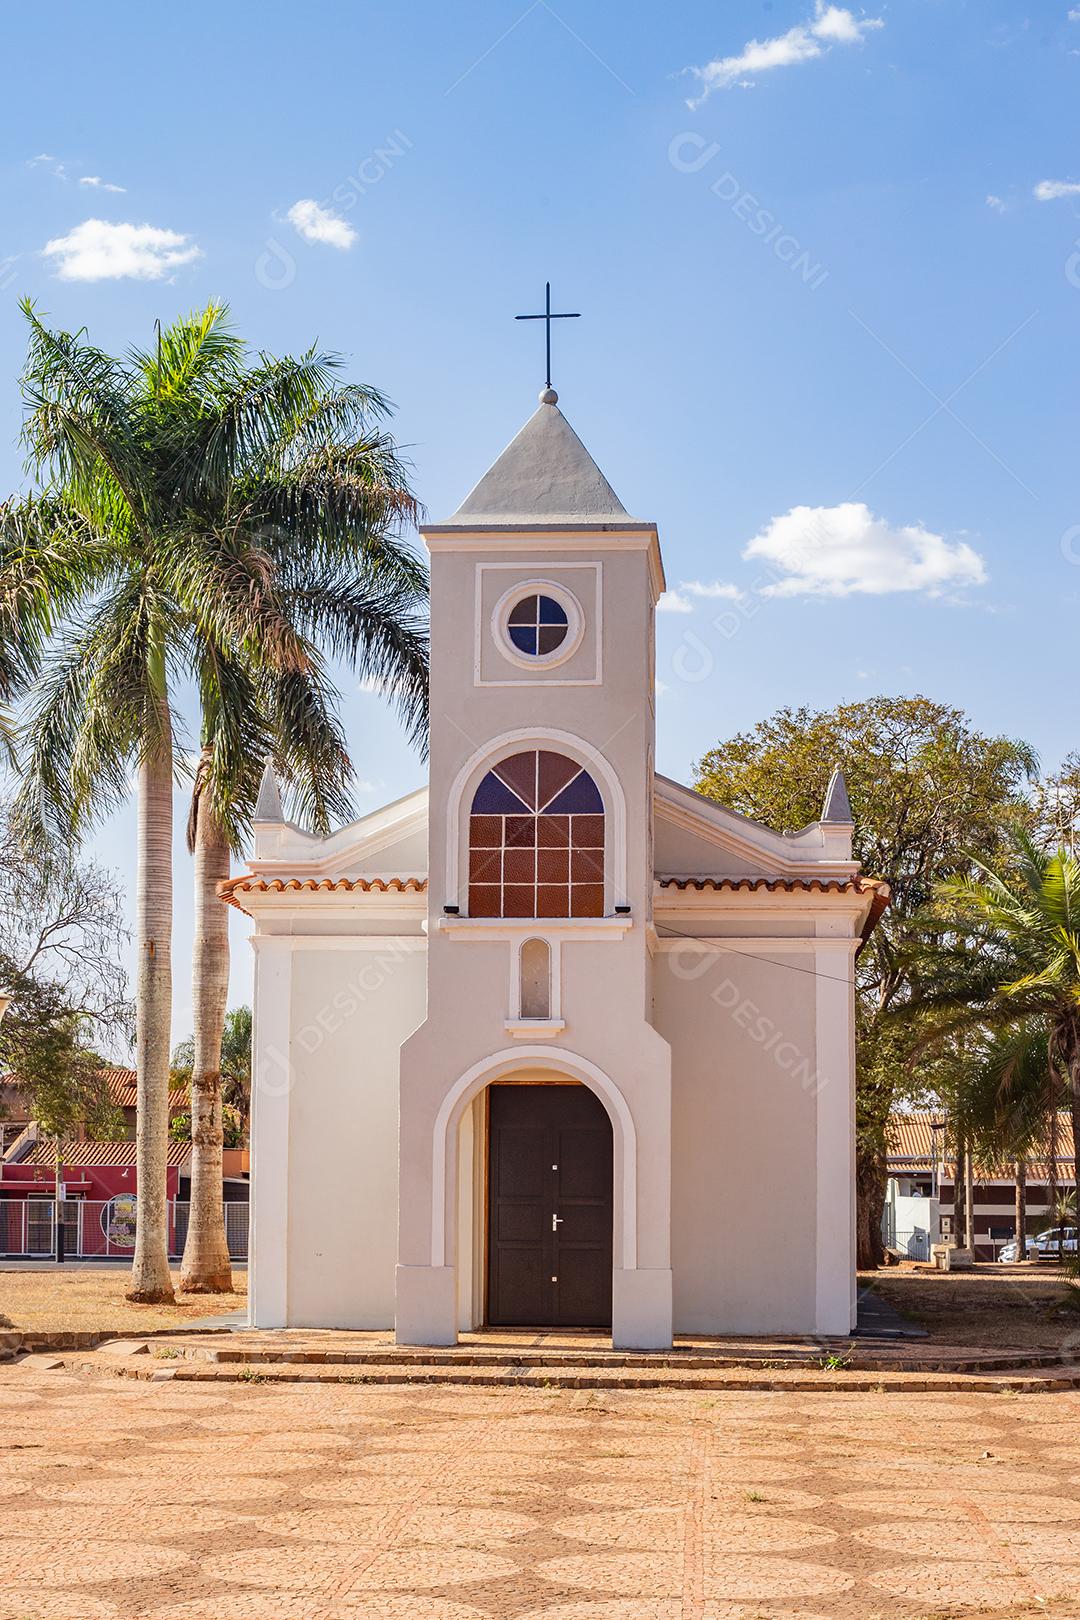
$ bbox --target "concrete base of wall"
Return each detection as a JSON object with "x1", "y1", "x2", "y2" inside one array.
[
  {"x1": 814, "y1": 1299, "x2": 858, "y2": 1337},
  {"x1": 395, "y1": 1264, "x2": 457, "y2": 1346},
  {"x1": 613, "y1": 1267, "x2": 673, "y2": 1349}
]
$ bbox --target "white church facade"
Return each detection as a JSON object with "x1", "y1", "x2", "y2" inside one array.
[{"x1": 228, "y1": 388, "x2": 887, "y2": 1348}]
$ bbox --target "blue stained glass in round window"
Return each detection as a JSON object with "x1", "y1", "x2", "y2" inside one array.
[{"x1": 506, "y1": 593, "x2": 569, "y2": 657}]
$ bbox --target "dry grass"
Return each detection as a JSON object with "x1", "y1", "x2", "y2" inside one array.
[
  {"x1": 862, "y1": 1263, "x2": 1080, "y2": 1352},
  {"x1": 0, "y1": 1265, "x2": 247, "y2": 1334}
]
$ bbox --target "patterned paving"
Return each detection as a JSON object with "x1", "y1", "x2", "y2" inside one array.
[{"x1": 1, "y1": 1366, "x2": 1079, "y2": 1618}]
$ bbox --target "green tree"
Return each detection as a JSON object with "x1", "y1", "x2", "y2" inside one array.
[
  {"x1": 0, "y1": 804, "x2": 129, "y2": 1234},
  {"x1": 7, "y1": 301, "x2": 427, "y2": 1300},
  {"x1": 1032, "y1": 751, "x2": 1080, "y2": 852},
  {"x1": 693, "y1": 696, "x2": 1036, "y2": 1267},
  {"x1": 172, "y1": 1006, "x2": 252, "y2": 1136},
  {"x1": 170, "y1": 1107, "x2": 245, "y2": 1149}
]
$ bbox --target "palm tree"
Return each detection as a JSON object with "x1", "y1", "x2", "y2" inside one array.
[
  {"x1": 146, "y1": 312, "x2": 426, "y2": 1293},
  {"x1": 909, "y1": 833, "x2": 1080, "y2": 1224},
  {"x1": 961, "y1": 1025, "x2": 1067, "y2": 1258},
  {"x1": 10, "y1": 301, "x2": 427, "y2": 1300}
]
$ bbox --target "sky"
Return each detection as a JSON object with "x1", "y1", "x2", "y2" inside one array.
[{"x1": 1, "y1": 0, "x2": 1078, "y2": 1046}]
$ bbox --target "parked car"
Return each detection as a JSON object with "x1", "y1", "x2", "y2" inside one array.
[{"x1": 997, "y1": 1227, "x2": 1078, "y2": 1262}]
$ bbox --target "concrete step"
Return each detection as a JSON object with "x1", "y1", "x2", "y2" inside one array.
[
  {"x1": 174, "y1": 1343, "x2": 1080, "y2": 1376},
  {"x1": 89, "y1": 1357, "x2": 1080, "y2": 1394}
]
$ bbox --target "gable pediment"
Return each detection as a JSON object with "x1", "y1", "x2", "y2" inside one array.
[
  {"x1": 249, "y1": 785, "x2": 428, "y2": 880},
  {"x1": 653, "y1": 774, "x2": 857, "y2": 882}
]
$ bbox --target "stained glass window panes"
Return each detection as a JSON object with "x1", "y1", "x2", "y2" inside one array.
[
  {"x1": 468, "y1": 749, "x2": 605, "y2": 918},
  {"x1": 505, "y1": 594, "x2": 569, "y2": 657}
]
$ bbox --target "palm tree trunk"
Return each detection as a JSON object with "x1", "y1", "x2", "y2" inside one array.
[
  {"x1": 127, "y1": 729, "x2": 176, "y2": 1303},
  {"x1": 953, "y1": 1135, "x2": 966, "y2": 1249},
  {"x1": 1015, "y1": 1158, "x2": 1026, "y2": 1260},
  {"x1": 964, "y1": 1146, "x2": 975, "y2": 1253},
  {"x1": 179, "y1": 784, "x2": 233, "y2": 1292}
]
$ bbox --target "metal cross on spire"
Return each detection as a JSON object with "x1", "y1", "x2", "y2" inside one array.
[{"x1": 515, "y1": 281, "x2": 580, "y2": 391}]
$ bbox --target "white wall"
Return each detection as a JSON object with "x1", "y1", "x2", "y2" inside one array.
[
  {"x1": 655, "y1": 945, "x2": 820, "y2": 1334},
  {"x1": 276, "y1": 942, "x2": 426, "y2": 1328}
]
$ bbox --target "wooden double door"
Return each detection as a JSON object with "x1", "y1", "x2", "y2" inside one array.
[{"x1": 486, "y1": 1083, "x2": 613, "y2": 1329}]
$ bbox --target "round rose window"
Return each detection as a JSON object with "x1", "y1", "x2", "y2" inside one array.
[{"x1": 506, "y1": 593, "x2": 569, "y2": 657}]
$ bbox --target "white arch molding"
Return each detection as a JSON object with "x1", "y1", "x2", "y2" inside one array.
[
  {"x1": 430, "y1": 1045, "x2": 638, "y2": 1271},
  {"x1": 445, "y1": 727, "x2": 628, "y2": 912}
]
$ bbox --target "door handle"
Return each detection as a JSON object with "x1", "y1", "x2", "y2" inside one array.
[{"x1": 551, "y1": 1214, "x2": 564, "y2": 1231}]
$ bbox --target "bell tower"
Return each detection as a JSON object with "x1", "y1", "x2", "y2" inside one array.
[{"x1": 396, "y1": 382, "x2": 674, "y2": 1350}]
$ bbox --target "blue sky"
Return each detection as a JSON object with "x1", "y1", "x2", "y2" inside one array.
[{"x1": 2, "y1": 0, "x2": 1078, "y2": 1042}]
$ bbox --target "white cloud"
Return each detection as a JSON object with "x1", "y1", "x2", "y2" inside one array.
[
  {"x1": 79, "y1": 175, "x2": 126, "y2": 193},
  {"x1": 680, "y1": 579, "x2": 745, "y2": 601},
  {"x1": 27, "y1": 155, "x2": 125, "y2": 191},
  {"x1": 1034, "y1": 178, "x2": 1080, "y2": 201},
  {"x1": 42, "y1": 219, "x2": 201, "y2": 282},
  {"x1": 743, "y1": 502, "x2": 987, "y2": 598},
  {"x1": 286, "y1": 198, "x2": 357, "y2": 250},
  {"x1": 28, "y1": 153, "x2": 67, "y2": 180},
  {"x1": 985, "y1": 193, "x2": 1007, "y2": 212},
  {"x1": 1070, "y1": 7, "x2": 1080, "y2": 19},
  {"x1": 659, "y1": 579, "x2": 745, "y2": 613},
  {"x1": 687, "y1": 1, "x2": 883, "y2": 103}
]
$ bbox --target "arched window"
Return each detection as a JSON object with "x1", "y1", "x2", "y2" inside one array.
[
  {"x1": 519, "y1": 938, "x2": 551, "y2": 1019},
  {"x1": 468, "y1": 749, "x2": 605, "y2": 918}
]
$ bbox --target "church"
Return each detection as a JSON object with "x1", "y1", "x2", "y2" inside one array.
[{"x1": 226, "y1": 383, "x2": 887, "y2": 1349}]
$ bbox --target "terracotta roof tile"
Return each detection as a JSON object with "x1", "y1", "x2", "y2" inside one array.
[
  {"x1": 657, "y1": 875, "x2": 887, "y2": 896},
  {"x1": 100, "y1": 1070, "x2": 186, "y2": 1112},
  {"x1": 219, "y1": 874, "x2": 427, "y2": 914},
  {"x1": 25, "y1": 1138, "x2": 192, "y2": 1169},
  {"x1": 888, "y1": 1109, "x2": 1075, "y2": 1180},
  {"x1": 2, "y1": 1069, "x2": 185, "y2": 1116}
]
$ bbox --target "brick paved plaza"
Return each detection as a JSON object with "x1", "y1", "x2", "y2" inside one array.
[{"x1": 2, "y1": 1363, "x2": 1080, "y2": 1619}]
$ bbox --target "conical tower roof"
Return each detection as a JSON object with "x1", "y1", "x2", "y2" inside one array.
[{"x1": 433, "y1": 389, "x2": 645, "y2": 528}]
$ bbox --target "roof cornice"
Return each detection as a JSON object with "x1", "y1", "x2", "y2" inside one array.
[{"x1": 423, "y1": 526, "x2": 666, "y2": 602}]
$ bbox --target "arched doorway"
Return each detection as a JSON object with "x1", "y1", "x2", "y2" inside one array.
[{"x1": 486, "y1": 1082, "x2": 613, "y2": 1328}]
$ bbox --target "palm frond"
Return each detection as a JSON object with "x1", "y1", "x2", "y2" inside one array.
[
  {"x1": 1041, "y1": 848, "x2": 1080, "y2": 938},
  {"x1": 15, "y1": 582, "x2": 183, "y2": 843},
  {"x1": 283, "y1": 569, "x2": 429, "y2": 754},
  {"x1": 129, "y1": 302, "x2": 243, "y2": 405},
  {"x1": 18, "y1": 300, "x2": 147, "y2": 528},
  {"x1": 160, "y1": 521, "x2": 312, "y2": 678},
  {"x1": 183, "y1": 349, "x2": 343, "y2": 502},
  {"x1": 188, "y1": 638, "x2": 272, "y2": 850},
  {"x1": 260, "y1": 663, "x2": 353, "y2": 837}
]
